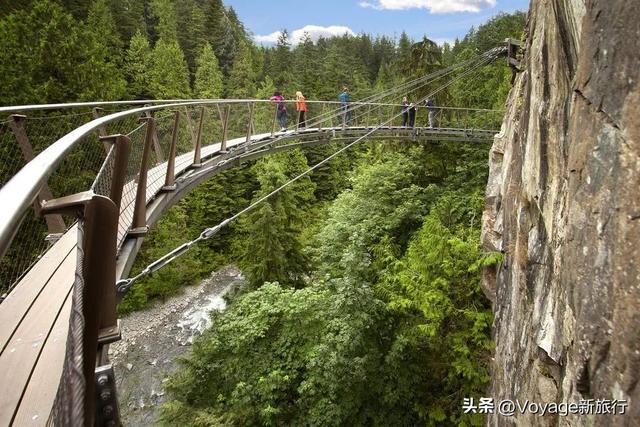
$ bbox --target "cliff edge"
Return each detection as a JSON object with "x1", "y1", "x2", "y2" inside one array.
[{"x1": 482, "y1": 0, "x2": 640, "y2": 425}]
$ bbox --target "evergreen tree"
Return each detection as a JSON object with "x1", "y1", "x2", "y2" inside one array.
[
  {"x1": 148, "y1": 39, "x2": 191, "y2": 99},
  {"x1": 87, "y1": 0, "x2": 123, "y2": 63},
  {"x1": 151, "y1": 0, "x2": 177, "y2": 41},
  {"x1": 293, "y1": 32, "x2": 320, "y2": 97},
  {"x1": 270, "y1": 29, "x2": 294, "y2": 91},
  {"x1": 125, "y1": 30, "x2": 152, "y2": 98},
  {"x1": 109, "y1": 0, "x2": 147, "y2": 46},
  {"x1": 226, "y1": 39, "x2": 255, "y2": 98},
  {"x1": 194, "y1": 43, "x2": 223, "y2": 98},
  {"x1": 238, "y1": 151, "x2": 315, "y2": 288},
  {"x1": 0, "y1": 0, "x2": 126, "y2": 105}
]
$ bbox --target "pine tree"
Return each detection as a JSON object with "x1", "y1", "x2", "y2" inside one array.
[
  {"x1": 194, "y1": 43, "x2": 223, "y2": 98},
  {"x1": 148, "y1": 39, "x2": 191, "y2": 99},
  {"x1": 125, "y1": 30, "x2": 152, "y2": 98},
  {"x1": 151, "y1": 0, "x2": 177, "y2": 41},
  {"x1": 239, "y1": 151, "x2": 315, "y2": 288},
  {"x1": 87, "y1": 0, "x2": 123, "y2": 63},
  {"x1": 226, "y1": 39, "x2": 255, "y2": 98}
]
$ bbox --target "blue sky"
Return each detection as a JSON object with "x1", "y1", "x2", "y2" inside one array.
[{"x1": 225, "y1": 0, "x2": 529, "y2": 46}]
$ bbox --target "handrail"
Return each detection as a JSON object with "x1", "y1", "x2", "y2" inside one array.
[
  {"x1": 0, "y1": 98, "x2": 505, "y2": 115},
  {"x1": 0, "y1": 98, "x2": 501, "y2": 259},
  {"x1": 0, "y1": 100, "x2": 214, "y2": 258}
]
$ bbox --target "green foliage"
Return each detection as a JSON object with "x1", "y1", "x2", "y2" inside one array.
[
  {"x1": 148, "y1": 38, "x2": 191, "y2": 99},
  {"x1": 124, "y1": 30, "x2": 152, "y2": 98},
  {"x1": 236, "y1": 151, "x2": 316, "y2": 288},
  {"x1": 376, "y1": 198, "x2": 497, "y2": 426},
  {"x1": 151, "y1": 0, "x2": 178, "y2": 41},
  {"x1": 313, "y1": 153, "x2": 426, "y2": 282},
  {"x1": 194, "y1": 43, "x2": 223, "y2": 98},
  {"x1": 0, "y1": 0, "x2": 127, "y2": 105},
  {"x1": 226, "y1": 39, "x2": 256, "y2": 98},
  {"x1": 160, "y1": 281, "x2": 392, "y2": 426}
]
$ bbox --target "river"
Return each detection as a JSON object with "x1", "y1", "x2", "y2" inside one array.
[{"x1": 109, "y1": 266, "x2": 245, "y2": 426}]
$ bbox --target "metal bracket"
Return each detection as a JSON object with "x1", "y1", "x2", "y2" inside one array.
[
  {"x1": 128, "y1": 226, "x2": 149, "y2": 237},
  {"x1": 45, "y1": 233, "x2": 64, "y2": 244},
  {"x1": 95, "y1": 365, "x2": 121, "y2": 427},
  {"x1": 98, "y1": 320, "x2": 121, "y2": 345},
  {"x1": 504, "y1": 38, "x2": 524, "y2": 83}
]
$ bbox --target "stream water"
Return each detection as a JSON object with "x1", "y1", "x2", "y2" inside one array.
[{"x1": 109, "y1": 266, "x2": 244, "y2": 426}]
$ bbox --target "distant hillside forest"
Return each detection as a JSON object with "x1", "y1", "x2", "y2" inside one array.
[
  {"x1": 2, "y1": 0, "x2": 521, "y2": 109},
  {"x1": 1, "y1": 1, "x2": 525, "y2": 425}
]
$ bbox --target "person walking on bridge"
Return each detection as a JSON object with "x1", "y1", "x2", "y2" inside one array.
[
  {"x1": 270, "y1": 91, "x2": 287, "y2": 131},
  {"x1": 339, "y1": 87, "x2": 352, "y2": 126},
  {"x1": 425, "y1": 97, "x2": 436, "y2": 128},
  {"x1": 408, "y1": 102, "x2": 417, "y2": 128},
  {"x1": 296, "y1": 91, "x2": 308, "y2": 129},
  {"x1": 402, "y1": 97, "x2": 410, "y2": 127}
]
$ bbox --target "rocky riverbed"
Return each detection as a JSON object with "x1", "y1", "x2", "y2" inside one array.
[{"x1": 109, "y1": 266, "x2": 245, "y2": 426}]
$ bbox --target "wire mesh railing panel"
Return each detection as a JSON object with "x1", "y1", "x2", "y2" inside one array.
[
  {"x1": 91, "y1": 145, "x2": 116, "y2": 198},
  {"x1": 117, "y1": 123, "x2": 147, "y2": 247},
  {"x1": 146, "y1": 114, "x2": 174, "y2": 193},
  {"x1": 0, "y1": 209, "x2": 50, "y2": 294},
  {"x1": 0, "y1": 120, "x2": 24, "y2": 188}
]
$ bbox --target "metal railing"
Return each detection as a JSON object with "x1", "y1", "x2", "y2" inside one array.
[{"x1": 0, "y1": 99, "x2": 503, "y2": 293}]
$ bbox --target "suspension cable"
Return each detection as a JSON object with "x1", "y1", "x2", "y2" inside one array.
[{"x1": 116, "y1": 50, "x2": 501, "y2": 294}]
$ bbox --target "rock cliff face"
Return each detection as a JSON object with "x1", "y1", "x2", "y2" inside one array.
[{"x1": 482, "y1": 0, "x2": 640, "y2": 425}]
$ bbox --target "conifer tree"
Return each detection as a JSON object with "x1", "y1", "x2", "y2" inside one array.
[
  {"x1": 148, "y1": 39, "x2": 191, "y2": 99},
  {"x1": 194, "y1": 43, "x2": 223, "y2": 98},
  {"x1": 293, "y1": 32, "x2": 320, "y2": 97},
  {"x1": 109, "y1": 0, "x2": 146, "y2": 46},
  {"x1": 151, "y1": 0, "x2": 178, "y2": 41},
  {"x1": 0, "y1": 0, "x2": 126, "y2": 104},
  {"x1": 125, "y1": 30, "x2": 152, "y2": 98},
  {"x1": 271, "y1": 30, "x2": 294, "y2": 91},
  {"x1": 239, "y1": 151, "x2": 315, "y2": 288},
  {"x1": 87, "y1": 0, "x2": 123, "y2": 63},
  {"x1": 226, "y1": 39, "x2": 255, "y2": 98}
]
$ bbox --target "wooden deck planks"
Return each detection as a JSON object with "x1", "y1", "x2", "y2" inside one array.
[
  {"x1": 0, "y1": 248, "x2": 76, "y2": 425},
  {"x1": 0, "y1": 229, "x2": 76, "y2": 354},
  {"x1": 11, "y1": 293, "x2": 72, "y2": 426}
]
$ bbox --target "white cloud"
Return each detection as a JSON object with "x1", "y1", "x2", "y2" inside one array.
[
  {"x1": 359, "y1": 0, "x2": 497, "y2": 13},
  {"x1": 254, "y1": 31, "x2": 282, "y2": 44},
  {"x1": 254, "y1": 25, "x2": 356, "y2": 45}
]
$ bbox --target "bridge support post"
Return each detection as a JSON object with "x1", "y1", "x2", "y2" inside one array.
[
  {"x1": 245, "y1": 102, "x2": 255, "y2": 152},
  {"x1": 145, "y1": 111, "x2": 164, "y2": 163},
  {"x1": 92, "y1": 108, "x2": 112, "y2": 153},
  {"x1": 129, "y1": 117, "x2": 155, "y2": 236},
  {"x1": 42, "y1": 191, "x2": 120, "y2": 427},
  {"x1": 221, "y1": 105, "x2": 230, "y2": 153},
  {"x1": 7, "y1": 114, "x2": 66, "y2": 236},
  {"x1": 192, "y1": 107, "x2": 205, "y2": 168},
  {"x1": 99, "y1": 134, "x2": 131, "y2": 211},
  {"x1": 162, "y1": 111, "x2": 180, "y2": 191},
  {"x1": 271, "y1": 103, "x2": 278, "y2": 136}
]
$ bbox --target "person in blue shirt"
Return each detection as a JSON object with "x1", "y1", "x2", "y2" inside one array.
[{"x1": 339, "y1": 87, "x2": 352, "y2": 125}]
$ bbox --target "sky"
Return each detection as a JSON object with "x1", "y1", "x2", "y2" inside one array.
[{"x1": 224, "y1": 0, "x2": 530, "y2": 46}]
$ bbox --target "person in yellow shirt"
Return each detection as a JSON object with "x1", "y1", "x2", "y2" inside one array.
[{"x1": 296, "y1": 91, "x2": 308, "y2": 129}]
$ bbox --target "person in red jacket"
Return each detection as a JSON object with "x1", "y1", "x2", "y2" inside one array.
[{"x1": 296, "y1": 91, "x2": 308, "y2": 129}]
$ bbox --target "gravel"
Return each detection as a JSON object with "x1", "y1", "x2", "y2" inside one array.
[{"x1": 109, "y1": 265, "x2": 245, "y2": 426}]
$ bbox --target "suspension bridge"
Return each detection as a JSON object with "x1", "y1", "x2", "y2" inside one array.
[{"x1": 0, "y1": 43, "x2": 519, "y2": 426}]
